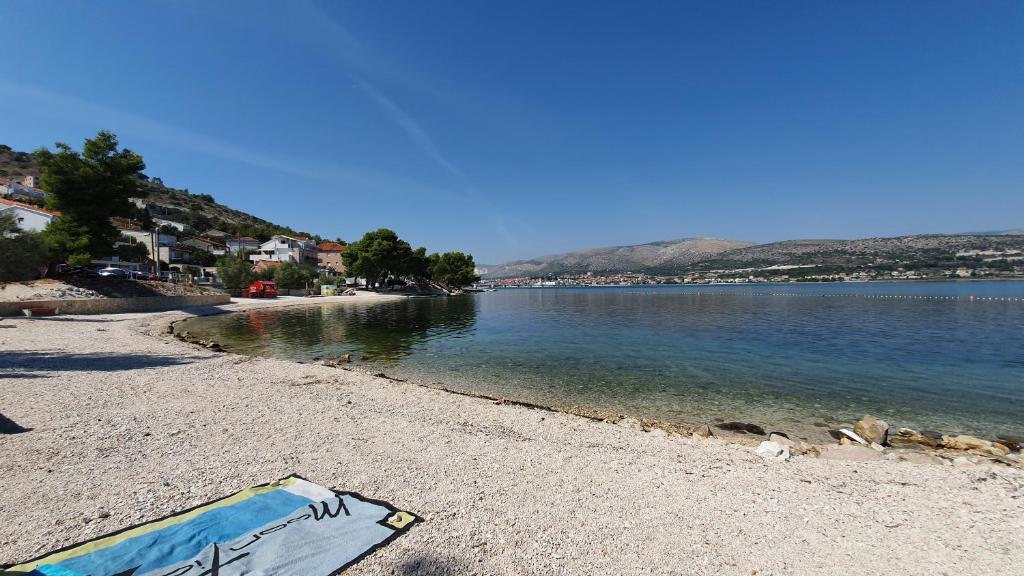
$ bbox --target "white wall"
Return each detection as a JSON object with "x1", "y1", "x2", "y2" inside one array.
[{"x1": 1, "y1": 206, "x2": 53, "y2": 233}]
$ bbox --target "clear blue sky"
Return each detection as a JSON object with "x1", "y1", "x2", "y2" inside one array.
[{"x1": 1, "y1": 1, "x2": 1021, "y2": 263}]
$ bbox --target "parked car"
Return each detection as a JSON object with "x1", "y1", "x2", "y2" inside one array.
[
  {"x1": 97, "y1": 267, "x2": 131, "y2": 279},
  {"x1": 247, "y1": 280, "x2": 278, "y2": 298},
  {"x1": 131, "y1": 271, "x2": 159, "y2": 281},
  {"x1": 59, "y1": 265, "x2": 99, "y2": 278}
]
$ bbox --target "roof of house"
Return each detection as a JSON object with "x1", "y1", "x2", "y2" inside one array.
[
  {"x1": 180, "y1": 236, "x2": 227, "y2": 249},
  {"x1": 229, "y1": 236, "x2": 260, "y2": 243},
  {"x1": 317, "y1": 242, "x2": 347, "y2": 252},
  {"x1": 252, "y1": 260, "x2": 283, "y2": 273},
  {"x1": 0, "y1": 197, "x2": 61, "y2": 218}
]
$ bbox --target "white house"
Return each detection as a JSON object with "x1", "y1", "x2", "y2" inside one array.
[
  {"x1": 0, "y1": 198, "x2": 59, "y2": 233},
  {"x1": 249, "y1": 235, "x2": 318, "y2": 267},
  {"x1": 177, "y1": 236, "x2": 228, "y2": 256}
]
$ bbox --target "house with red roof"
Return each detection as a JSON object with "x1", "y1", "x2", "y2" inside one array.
[
  {"x1": 0, "y1": 197, "x2": 59, "y2": 233},
  {"x1": 317, "y1": 242, "x2": 347, "y2": 274}
]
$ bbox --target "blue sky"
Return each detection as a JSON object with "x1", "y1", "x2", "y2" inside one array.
[{"x1": 1, "y1": 1, "x2": 1021, "y2": 263}]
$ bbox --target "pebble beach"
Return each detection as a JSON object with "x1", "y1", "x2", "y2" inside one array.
[{"x1": 2, "y1": 295, "x2": 1023, "y2": 575}]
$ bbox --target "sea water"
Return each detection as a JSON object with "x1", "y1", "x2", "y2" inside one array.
[{"x1": 178, "y1": 281, "x2": 1024, "y2": 442}]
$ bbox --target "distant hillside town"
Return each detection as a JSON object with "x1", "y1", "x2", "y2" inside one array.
[
  {"x1": 1, "y1": 171, "x2": 348, "y2": 286},
  {"x1": 479, "y1": 234, "x2": 1024, "y2": 285}
]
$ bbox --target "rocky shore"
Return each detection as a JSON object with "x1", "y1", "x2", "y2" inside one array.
[
  {"x1": 178, "y1": 321, "x2": 1024, "y2": 474},
  {"x1": 2, "y1": 299, "x2": 1023, "y2": 574}
]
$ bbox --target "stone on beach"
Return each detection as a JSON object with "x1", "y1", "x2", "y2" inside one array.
[
  {"x1": 941, "y1": 435, "x2": 1010, "y2": 458},
  {"x1": 616, "y1": 417, "x2": 644, "y2": 431},
  {"x1": 890, "y1": 428, "x2": 942, "y2": 449},
  {"x1": 755, "y1": 440, "x2": 790, "y2": 461},
  {"x1": 853, "y1": 415, "x2": 889, "y2": 445},
  {"x1": 692, "y1": 424, "x2": 714, "y2": 438}
]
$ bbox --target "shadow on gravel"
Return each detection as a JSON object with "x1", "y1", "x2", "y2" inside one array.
[
  {"x1": 1, "y1": 412, "x2": 31, "y2": 434},
  {"x1": 18, "y1": 316, "x2": 124, "y2": 323},
  {"x1": 396, "y1": 554, "x2": 474, "y2": 575},
  {"x1": 0, "y1": 350, "x2": 203, "y2": 374}
]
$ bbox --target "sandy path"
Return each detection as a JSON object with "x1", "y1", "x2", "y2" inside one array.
[{"x1": 1, "y1": 298, "x2": 1022, "y2": 575}]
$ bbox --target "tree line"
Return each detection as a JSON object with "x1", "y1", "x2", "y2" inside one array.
[
  {"x1": 1, "y1": 131, "x2": 479, "y2": 291},
  {"x1": 216, "y1": 228, "x2": 479, "y2": 291}
]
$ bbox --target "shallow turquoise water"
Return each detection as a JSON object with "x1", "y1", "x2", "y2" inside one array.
[{"x1": 179, "y1": 281, "x2": 1024, "y2": 442}]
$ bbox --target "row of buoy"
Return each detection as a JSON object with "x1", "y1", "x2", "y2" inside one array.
[{"x1": 641, "y1": 291, "x2": 1024, "y2": 302}]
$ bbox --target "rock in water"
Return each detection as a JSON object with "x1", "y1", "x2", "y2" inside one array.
[
  {"x1": 715, "y1": 421, "x2": 767, "y2": 435},
  {"x1": 853, "y1": 415, "x2": 889, "y2": 445}
]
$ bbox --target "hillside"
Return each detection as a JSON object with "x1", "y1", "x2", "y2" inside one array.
[
  {"x1": 483, "y1": 233, "x2": 1024, "y2": 279},
  {"x1": 0, "y1": 144, "x2": 321, "y2": 242},
  {"x1": 0, "y1": 145, "x2": 38, "y2": 180},
  {"x1": 694, "y1": 234, "x2": 1024, "y2": 270},
  {"x1": 481, "y1": 238, "x2": 756, "y2": 278}
]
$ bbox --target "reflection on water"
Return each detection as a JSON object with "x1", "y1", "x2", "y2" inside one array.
[
  {"x1": 186, "y1": 296, "x2": 478, "y2": 364},
  {"x1": 178, "y1": 282, "x2": 1024, "y2": 442}
]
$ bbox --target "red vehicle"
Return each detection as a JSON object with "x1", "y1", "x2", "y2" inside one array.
[{"x1": 247, "y1": 280, "x2": 278, "y2": 298}]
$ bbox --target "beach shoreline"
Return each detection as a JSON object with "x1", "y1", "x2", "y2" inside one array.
[{"x1": 2, "y1": 298, "x2": 1023, "y2": 574}]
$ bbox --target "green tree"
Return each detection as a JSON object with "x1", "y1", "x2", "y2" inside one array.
[
  {"x1": 157, "y1": 224, "x2": 181, "y2": 237},
  {"x1": 273, "y1": 261, "x2": 316, "y2": 289},
  {"x1": 35, "y1": 131, "x2": 147, "y2": 264},
  {"x1": 0, "y1": 212, "x2": 50, "y2": 281},
  {"x1": 189, "y1": 249, "x2": 218, "y2": 267},
  {"x1": 216, "y1": 256, "x2": 252, "y2": 289},
  {"x1": 431, "y1": 252, "x2": 479, "y2": 288},
  {"x1": 405, "y1": 247, "x2": 433, "y2": 281},
  {"x1": 114, "y1": 238, "x2": 150, "y2": 263},
  {"x1": 341, "y1": 228, "x2": 414, "y2": 288},
  {"x1": 186, "y1": 206, "x2": 212, "y2": 233}
]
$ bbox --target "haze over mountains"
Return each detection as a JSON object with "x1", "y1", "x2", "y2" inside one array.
[
  {"x1": 480, "y1": 233, "x2": 1024, "y2": 279},
  {"x1": 479, "y1": 238, "x2": 755, "y2": 278}
]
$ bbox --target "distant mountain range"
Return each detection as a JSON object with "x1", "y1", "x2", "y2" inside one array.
[
  {"x1": 480, "y1": 233, "x2": 1024, "y2": 278},
  {"x1": 479, "y1": 238, "x2": 755, "y2": 278}
]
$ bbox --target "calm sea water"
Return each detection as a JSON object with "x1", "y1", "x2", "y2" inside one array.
[{"x1": 178, "y1": 281, "x2": 1024, "y2": 442}]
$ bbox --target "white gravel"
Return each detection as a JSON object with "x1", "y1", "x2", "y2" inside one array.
[
  {"x1": 1, "y1": 297, "x2": 1023, "y2": 575},
  {"x1": 0, "y1": 280, "x2": 104, "y2": 301}
]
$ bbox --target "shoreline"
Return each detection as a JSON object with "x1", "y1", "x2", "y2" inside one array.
[
  {"x1": 173, "y1": 295, "x2": 1024, "y2": 457},
  {"x1": 2, "y1": 300, "x2": 1024, "y2": 573}
]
